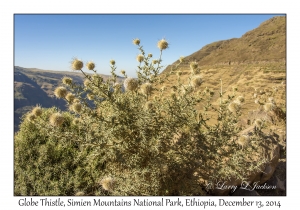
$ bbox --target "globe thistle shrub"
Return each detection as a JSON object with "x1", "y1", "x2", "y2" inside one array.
[
  {"x1": 14, "y1": 107, "x2": 104, "y2": 195},
  {"x1": 252, "y1": 85, "x2": 286, "y2": 125},
  {"x1": 15, "y1": 39, "x2": 274, "y2": 196}
]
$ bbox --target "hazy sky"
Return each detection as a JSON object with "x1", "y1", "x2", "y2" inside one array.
[{"x1": 14, "y1": 14, "x2": 284, "y2": 77}]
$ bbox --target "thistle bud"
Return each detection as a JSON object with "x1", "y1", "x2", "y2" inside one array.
[
  {"x1": 54, "y1": 87, "x2": 67, "y2": 98},
  {"x1": 62, "y1": 77, "x2": 73, "y2": 85},
  {"x1": 157, "y1": 39, "x2": 168, "y2": 50},
  {"x1": 124, "y1": 77, "x2": 138, "y2": 91},
  {"x1": 133, "y1": 38, "x2": 140, "y2": 45},
  {"x1": 190, "y1": 61, "x2": 200, "y2": 74},
  {"x1": 49, "y1": 113, "x2": 64, "y2": 127},
  {"x1": 136, "y1": 54, "x2": 144, "y2": 63},
  {"x1": 87, "y1": 93, "x2": 95, "y2": 100},
  {"x1": 264, "y1": 103, "x2": 275, "y2": 112},
  {"x1": 72, "y1": 103, "x2": 82, "y2": 113},
  {"x1": 110, "y1": 60, "x2": 115, "y2": 65},
  {"x1": 100, "y1": 177, "x2": 114, "y2": 192},
  {"x1": 66, "y1": 93, "x2": 75, "y2": 103},
  {"x1": 32, "y1": 106, "x2": 42, "y2": 117},
  {"x1": 140, "y1": 82, "x2": 152, "y2": 96},
  {"x1": 71, "y1": 58, "x2": 83, "y2": 70},
  {"x1": 237, "y1": 135, "x2": 250, "y2": 148},
  {"x1": 191, "y1": 75, "x2": 203, "y2": 88},
  {"x1": 84, "y1": 79, "x2": 91, "y2": 87},
  {"x1": 86, "y1": 61, "x2": 96, "y2": 70},
  {"x1": 179, "y1": 56, "x2": 185, "y2": 63},
  {"x1": 152, "y1": 59, "x2": 158, "y2": 65},
  {"x1": 26, "y1": 113, "x2": 36, "y2": 122}
]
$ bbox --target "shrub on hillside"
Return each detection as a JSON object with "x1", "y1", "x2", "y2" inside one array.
[{"x1": 15, "y1": 39, "x2": 277, "y2": 196}]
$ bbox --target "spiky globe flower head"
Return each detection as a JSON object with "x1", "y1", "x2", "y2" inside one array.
[
  {"x1": 32, "y1": 106, "x2": 42, "y2": 117},
  {"x1": 228, "y1": 102, "x2": 240, "y2": 113},
  {"x1": 140, "y1": 82, "x2": 152, "y2": 96},
  {"x1": 144, "y1": 101, "x2": 154, "y2": 111},
  {"x1": 152, "y1": 59, "x2": 159, "y2": 65},
  {"x1": 87, "y1": 93, "x2": 95, "y2": 100},
  {"x1": 72, "y1": 118, "x2": 81, "y2": 125},
  {"x1": 26, "y1": 113, "x2": 36, "y2": 122},
  {"x1": 264, "y1": 103, "x2": 276, "y2": 112},
  {"x1": 100, "y1": 177, "x2": 114, "y2": 192},
  {"x1": 179, "y1": 56, "x2": 185, "y2": 63},
  {"x1": 110, "y1": 60, "x2": 115, "y2": 65},
  {"x1": 113, "y1": 82, "x2": 122, "y2": 91},
  {"x1": 62, "y1": 77, "x2": 73, "y2": 85},
  {"x1": 120, "y1": 70, "x2": 126, "y2": 75},
  {"x1": 124, "y1": 77, "x2": 138, "y2": 91},
  {"x1": 148, "y1": 53, "x2": 153, "y2": 58},
  {"x1": 235, "y1": 96, "x2": 245, "y2": 104},
  {"x1": 190, "y1": 61, "x2": 198, "y2": 70},
  {"x1": 191, "y1": 75, "x2": 203, "y2": 88},
  {"x1": 133, "y1": 38, "x2": 140, "y2": 45},
  {"x1": 86, "y1": 61, "x2": 96, "y2": 70},
  {"x1": 84, "y1": 79, "x2": 91, "y2": 87},
  {"x1": 237, "y1": 135, "x2": 250, "y2": 148},
  {"x1": 254, "y1": 119, "x2": 263, "y2": 129},
  {"x1": 157, "y1": 39, "x2": 168, "y2": 50},
  {"x1": 71, "y1": 58, "x2": 83, "y2": 70},
  {"x1": 72, "y1": 102, "x2": 82, "y2": 113},
  {"x1": 49, "y1": 113, "x2": 64, "y2": 127},
  {"x1": 136, "y1": 54, "x2": 144, "y2": 63},
  {"x1": 66, "y1": 93, "x2": 75, "y2": 103},
  {"x1": 54, "y1": 87, "x2": 68, "y2": 98},
  {"x1": 190, "y1": 61, "x2": 200, "y2": 74}
]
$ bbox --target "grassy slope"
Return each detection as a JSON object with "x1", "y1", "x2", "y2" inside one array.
[{"x1": 155, "y1": 16, "x2": 286, "y2": 125}]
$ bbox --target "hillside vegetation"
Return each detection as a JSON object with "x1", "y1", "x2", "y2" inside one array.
[
  {"x1": 14, "y1": 16, "x2": 286, "y2": 196},
  {"x1": 159, "y1": 16, "x2": 286, "y2": 125}
]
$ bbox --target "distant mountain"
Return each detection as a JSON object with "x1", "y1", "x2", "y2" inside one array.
[
  {"x1": 14, "y1": 66, "x2": 124, "y2": 132},
  {"x1": 163, "y1": 16, "x2": 285, "y2": 73}
]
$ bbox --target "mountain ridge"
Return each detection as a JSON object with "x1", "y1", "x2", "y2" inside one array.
[{"x1": 162, "y1": 16, "x2": 285, "y2": 73}]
